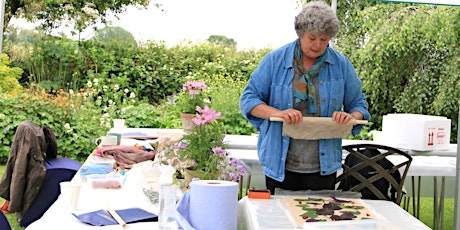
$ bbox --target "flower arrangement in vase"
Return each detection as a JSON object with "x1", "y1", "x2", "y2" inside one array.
[{"x1": 155, "y1": 105, "x2": 245, "y2": 185}]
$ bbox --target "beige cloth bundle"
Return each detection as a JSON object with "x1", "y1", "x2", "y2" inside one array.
[{"x1": 270, "y1": 117, "x2": 368, "y2": 140}]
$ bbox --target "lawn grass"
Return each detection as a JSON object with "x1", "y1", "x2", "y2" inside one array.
[{"x1": 0, "y1": 164, "x2": 455, "y2": 229}]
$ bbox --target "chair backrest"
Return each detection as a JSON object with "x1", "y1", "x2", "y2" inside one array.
[
  {"x1": 0, "y1": 211, "x2": 12, "y2": 230},
  {"x1": 19, "y1": 158, "x2": 82, "y2": 227},
  {"x1": 336, "y1": 144, "x2": 412, "y2": 205}
]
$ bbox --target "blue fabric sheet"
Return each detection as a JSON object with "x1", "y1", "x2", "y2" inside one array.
[{"x1": 73, "y1": 208, "x2": 157, "y2": 226}]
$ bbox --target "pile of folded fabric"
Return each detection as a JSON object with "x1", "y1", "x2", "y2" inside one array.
[{"x1": 93, "y1": 145, "x2": 155, "y2": 170}]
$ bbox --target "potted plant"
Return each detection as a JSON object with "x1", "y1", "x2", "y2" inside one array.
[
  {"x1": 155, "y1": 105, "x2": 245, "y2": 185},
  {"x1": 175, "y1": 81, "x2": 210, "y2": 131}
]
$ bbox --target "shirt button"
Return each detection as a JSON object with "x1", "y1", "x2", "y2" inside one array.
[
  {"x1": 320, "y1": 81, "x2": 323, "y2": 84},
  {"x1": 321, "y1": 98, "x2": 326, "y2": 102},
  {"x1": 320, "y1": 152, "x2": 325, "y2": 156}
]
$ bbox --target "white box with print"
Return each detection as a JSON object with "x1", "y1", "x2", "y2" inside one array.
[{"x1": 382, "y1": 113, "x2": 451, "y2": 151}]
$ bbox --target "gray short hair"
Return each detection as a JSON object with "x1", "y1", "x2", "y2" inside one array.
[{"x1": 294, "y1": 1, "x2": 340, "y2": 38}]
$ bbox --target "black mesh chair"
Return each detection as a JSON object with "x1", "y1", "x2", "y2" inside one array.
[{"x1": 336, "y1": 144, "x2": 412, "y2": 205}]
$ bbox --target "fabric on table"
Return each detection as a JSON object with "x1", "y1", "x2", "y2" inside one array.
[
  {"x1": 79, "y1": 164, "x2": 114, "y2": 178},
  {"x1": 175, "y1": 189, "x2": 196, "y2": 230},
  {"x1": 72, "y1": 208, "x2": 157, "y2": 226},
  {"x1": 94, "y1": 146, "x2": 155, "y2": 170},
  {"x1": 282, "y1": 117, "x2": 353, "y2": 140}
]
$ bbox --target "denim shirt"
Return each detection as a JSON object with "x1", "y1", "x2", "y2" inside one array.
[{"x1": 240, "y1": 40, "x2": 370, "y2": 182}]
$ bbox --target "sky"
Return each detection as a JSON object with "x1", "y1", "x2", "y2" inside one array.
[{"x1": 11, "y1": 0, "x2": 301, "y2": 50}]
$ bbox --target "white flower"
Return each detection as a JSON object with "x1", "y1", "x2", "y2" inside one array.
[
  {"x1": 87, "y1": 81, "x2": 92, "y2": 88},
  {"x1": 124, "y1": 88, "x2": 129, "y2": 94},
  {"x1": 129, "y1": 92, "x2": 135, "y2": 98},
  {"x1": 69, "y1": 89, "x2": 74, "y2": 94}
]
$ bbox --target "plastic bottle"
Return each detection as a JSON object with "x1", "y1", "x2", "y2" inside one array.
[{"x1": 159, "y1": 165, "x2": 178, "y2": 229}]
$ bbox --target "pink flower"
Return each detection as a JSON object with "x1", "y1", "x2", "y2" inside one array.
[
  {"x1": 193, "y1": 105, "x2": 221, "y2": 124},
  {"x1": 188, "y1": 89, "x2": 199, "y2": 95},
  {"x1": 183, "y1": 81, "x2": 207, "y2": 92}
]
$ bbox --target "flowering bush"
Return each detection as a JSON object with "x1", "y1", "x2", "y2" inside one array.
[
  {"x1": 155, "y1": 105, "x2": 245, "y2": 182},
  {"x1": 175, "y1": 81, "x2": 210, "y2": 114}
]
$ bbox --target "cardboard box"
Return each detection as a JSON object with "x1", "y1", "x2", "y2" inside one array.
[{"x1": 382, "y1": 114, "x2": 451, "y2": 151}]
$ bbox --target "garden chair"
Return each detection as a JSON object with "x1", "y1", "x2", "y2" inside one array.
[
  {"x1": 0, "y1": 210, "x2": 11, "y2": 230},
  {"x1": 18, "y1": 157, "x2": 82, "y2": 227},
  {"x1": 336, "y1": 143, "x2": 412, "y2": 205}
]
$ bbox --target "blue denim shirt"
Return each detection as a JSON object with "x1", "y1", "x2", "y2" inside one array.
[{"x1": 240, "y1": 40, "x2": 370, "y2": 182}]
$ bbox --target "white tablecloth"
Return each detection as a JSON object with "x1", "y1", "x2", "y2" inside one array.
[
  {"x1": 237, "y1": 196, "x2": 431, "y2": 230},
  {"x1": 228, "y1": 148, "x2": 457, "y2": 178},
  {"x1": 108, "y1": 127, "x2": 259, "y2": 150},
  {"x1": 26, "y1": 184, "x2": 164, "y2": 230},
  {"x1": 26, "y1": 138, "x2": 172, "y2": 230}
]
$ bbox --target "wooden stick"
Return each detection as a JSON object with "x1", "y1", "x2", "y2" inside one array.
[
  {"x1": 121, "y1": 135, "x2": 158, "y2": 139},
  {"x1": 105, "y1": 204, "x2": 127, "y2": 228},
  {"x1": 269, "y1": 117, "x2": 369, "y2": 125}
]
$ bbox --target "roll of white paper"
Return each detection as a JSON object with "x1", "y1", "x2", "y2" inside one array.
[{"x1": 189, "y1": 180, "x2": 239, "y2": 230}]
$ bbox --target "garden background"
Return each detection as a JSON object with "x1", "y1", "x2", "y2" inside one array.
[{"x1": 0, "y1": 1, "x2": 459, "y2": 229}]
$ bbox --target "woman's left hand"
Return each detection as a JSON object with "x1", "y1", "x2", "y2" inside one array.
[{"x1": 332, "y1": 111, "x2": 354, "y2": 125}]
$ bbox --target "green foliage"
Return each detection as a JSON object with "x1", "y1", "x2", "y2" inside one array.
[
  {"x1": 0, "y1": 54, "x2": 23, "y2": 94},
  {"x1": 5, "y1": 2, "x2": 460, "y2": 146},
  {"x1": 333, "y1": 3, "x2": 460, "y2": 142},
  {"x1": 0, "y1": 75, "x2": 155, "y2": 163},
  {"x1": 206, "y1": 74, "x2": 257, "y2": 135},
  {"x1": 7, "y1": 32, "x2": 84, "y2": 91}
]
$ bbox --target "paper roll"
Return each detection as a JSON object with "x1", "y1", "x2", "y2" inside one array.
[{"x1": 189, "y1": 180, "x2": 239, "y2": 230}]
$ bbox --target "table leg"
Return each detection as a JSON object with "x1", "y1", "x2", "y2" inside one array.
[
  {"x1": 411, "y1": 176, "x2": 421, "y2": 218},
  {"x1": 417, "y1": 176, "x2": 421, "y2": 218},
  {"x1": 433, "y1": 176, "x2": 447, "y2": 230},
  {"x1": 246, "y1": 175, "x2": 252, "y2": 195},
  {"x1": 435, "y1": 176, "x2": 445, "y2": 230},
  {"x1": 239, "y1": 177, "x2": 243, "y2": 199},
  {"x1": 441, "y1": 176, "x2": 445, "y2": 230},
  {"x1": 411, "y1": 176, "x2": 415, "y2": 216},
  {"x1": 434, "y1": 177, "x2": 438, "y2": 229}
]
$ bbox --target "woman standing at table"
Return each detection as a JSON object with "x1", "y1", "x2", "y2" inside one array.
[{"x1": 239, "y1": 0, "x2": 370, "y2": 195}]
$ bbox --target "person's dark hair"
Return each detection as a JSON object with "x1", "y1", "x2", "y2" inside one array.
[
  {"x1": 42, "y1": 126, "x2": 58, "y2": 159},
  {"x1": 294, "y1": 1, "x2": 340, "y2": 38}
]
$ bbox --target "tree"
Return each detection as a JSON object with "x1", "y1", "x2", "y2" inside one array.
[
  {"x1": 90, "y1": 26, "x2": 137, "y2": 49},
  {"x1": 297, "y1": 0, "x2": 460, "y2": 142},
  {"x1": 2, "y1": 0, "x2": 158, "y2": 33},
  {"x1": 207, "y1": 35, "x2": 237, "y2": 48}
]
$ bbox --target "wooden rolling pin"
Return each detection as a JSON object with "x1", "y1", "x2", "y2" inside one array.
[{"x1": 269, "y1": 117, "x2": 368, "y2": 125}]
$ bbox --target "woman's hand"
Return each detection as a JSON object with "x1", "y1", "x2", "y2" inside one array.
[
  {"x1": 332, "y1": 111, "x2": 354, "y2": 124},
  {"x1": 277, "y1": 109, "x2": 303, "y2": 124}
]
